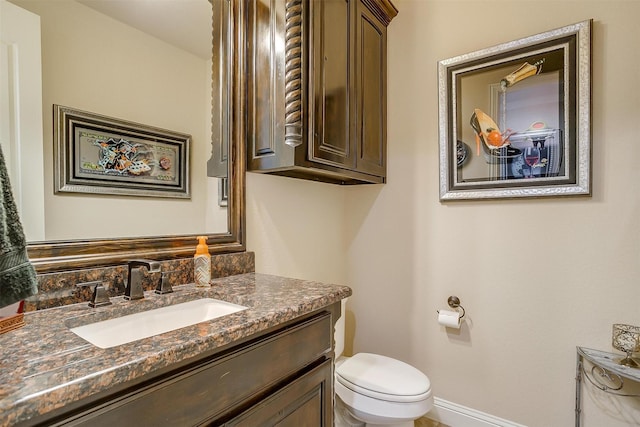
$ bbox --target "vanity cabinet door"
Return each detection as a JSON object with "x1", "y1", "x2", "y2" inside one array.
[{"x1": 223, "y1": 359, "x2": 333, "y2": 427}]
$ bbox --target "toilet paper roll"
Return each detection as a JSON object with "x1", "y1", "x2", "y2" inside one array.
[{"x1": 438, "y1": 309, "x2": 461, "y2": 329}]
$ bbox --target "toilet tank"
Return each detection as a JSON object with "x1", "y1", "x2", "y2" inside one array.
[{"x1": 334, "y1": 299, "x2": 347, "y2": 359}]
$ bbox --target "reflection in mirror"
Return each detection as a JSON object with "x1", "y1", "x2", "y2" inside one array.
[
  {"x1": 208, "y1": 0, "x2": 230, "y2": 180},
  {"x1": 9, "y1": 0, "x2": 227, "y2": 242},
  {"x1": 0, "y1": 0, "x2": 45, "y2": 241},
  {"x1": 457, "y1": 51, "x2": 564, "y2": 183},
  {"x1": 5, "y1": 0, "x2": 245, "y2": 272}
]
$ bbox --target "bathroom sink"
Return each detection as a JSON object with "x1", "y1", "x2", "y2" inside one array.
[{"x1": 70, "y1": 298, "x2": 247, "y2": 349}]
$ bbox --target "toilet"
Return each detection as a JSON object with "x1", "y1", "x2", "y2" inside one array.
[{"x1": 334, "y1": 300, "x2": 433, "y2": 427}]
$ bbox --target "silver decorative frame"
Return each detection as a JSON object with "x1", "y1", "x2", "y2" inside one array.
[
  {"x1": 54, "y1": 105, "x2": 190, "y2": 199},
  {"x1": 438, "y1": 20, "x2": 592, "y2": 201}
]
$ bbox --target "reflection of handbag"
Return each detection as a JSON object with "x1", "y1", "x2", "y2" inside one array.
[{"x1": 508, "y1": 128, "x2": 563, "y2": 178}]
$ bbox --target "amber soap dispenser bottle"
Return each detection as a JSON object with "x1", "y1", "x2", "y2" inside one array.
[{"x1": 194, "y1": 236, "x2": 211, "y2": 287}]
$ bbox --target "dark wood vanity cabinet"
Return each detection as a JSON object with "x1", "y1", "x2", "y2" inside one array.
[
  {"x1": 26, "y1": 306, "x2": 338, "y2": 427},
  {"x1": 247, "y1": 0, "x2": 397, "y2": 185}
]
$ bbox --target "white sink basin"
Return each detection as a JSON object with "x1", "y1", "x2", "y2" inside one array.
[{"x1": 70, "y1": 298, "x2": 247, "y2": 349}]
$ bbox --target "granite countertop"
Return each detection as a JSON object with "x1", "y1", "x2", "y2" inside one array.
[{"x1": 0, "y1": 273, "x2": 351, "y2": 426}]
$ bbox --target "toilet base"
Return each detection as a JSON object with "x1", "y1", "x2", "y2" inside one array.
[
  {"x1": 334, "y1": 396, "x2": 416, "y2": 427},
  {"x1": 335, "y1": 400, "x2": 364, "y2": 427}
]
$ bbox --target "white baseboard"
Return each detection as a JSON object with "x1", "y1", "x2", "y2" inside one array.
[{"x1": 423, "y1": 397, "x2": 527, "y2": 427}]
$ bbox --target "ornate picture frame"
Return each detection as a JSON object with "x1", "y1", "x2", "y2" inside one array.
[
  {"x1": 438, "y1": 20, "x2": 591, "y2": 201},
  {"x1": 54, "y1": 105, "x2": 190, "y2": 199}
]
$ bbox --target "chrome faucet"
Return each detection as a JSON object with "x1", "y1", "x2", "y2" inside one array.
[{"x1": 125, "y1": 259, "x2": 161, "y2": 300}]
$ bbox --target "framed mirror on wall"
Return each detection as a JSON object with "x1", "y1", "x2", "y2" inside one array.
[
  {"x1": 5, "y1": 0, "x2": 246, "y2": 272},
  {"x1": 438, "y1": 20, "x2": 591, "y2": 201}
]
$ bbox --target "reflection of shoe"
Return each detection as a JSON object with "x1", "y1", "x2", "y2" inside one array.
[
  {"x1": 500, "y1": 59, "x2": 545, "y2": 88},
  {"x1": 470, "y1": 109, "x2": 521, "y2": 161}
]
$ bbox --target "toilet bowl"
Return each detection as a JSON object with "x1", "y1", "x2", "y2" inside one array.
[{"x1": 334, "y1": 300, "x2": 433, "y2": 427}]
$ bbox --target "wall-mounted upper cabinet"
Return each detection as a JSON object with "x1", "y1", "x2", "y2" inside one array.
[{"x1": 247, "y1": 0, "x2": 397, "y2": 185}]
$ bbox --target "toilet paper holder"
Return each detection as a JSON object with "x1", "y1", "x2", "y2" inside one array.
[{"x1": 439, "y1": 295, "x2": 465, "y2": 319}]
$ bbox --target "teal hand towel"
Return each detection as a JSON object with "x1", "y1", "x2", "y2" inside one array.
[{"x1": 0, "y1": 144, "x2": 38, "y2": 308}]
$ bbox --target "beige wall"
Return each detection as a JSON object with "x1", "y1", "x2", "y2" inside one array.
[
  {"x1": 247, "y1": 173, "x2": 347, "y2": 284},
  {"x1": 248, "y1": 1, "x2": 640, "y2": 426}
]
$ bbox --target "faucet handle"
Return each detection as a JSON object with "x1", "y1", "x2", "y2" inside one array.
[
  {"x1": 76, "y1": 281, "x2": 112, "y2": 308},
  {"x1": 155, "y1": 271, "x2": 176, "y2": 295}
]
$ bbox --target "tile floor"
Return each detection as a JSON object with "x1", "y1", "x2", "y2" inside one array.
[{"x1": 415, "y1": 418, "x2": 450, "y2": 427}]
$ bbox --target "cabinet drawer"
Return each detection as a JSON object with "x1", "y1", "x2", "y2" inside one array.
[{"x1": 56, "y1": 312, "x2": 332, "y2": 426}]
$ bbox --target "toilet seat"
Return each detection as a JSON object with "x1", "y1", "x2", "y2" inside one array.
[
  {"x1": 336, "y1": 353, "x2": 431, "y2": 403},
  {"x1": 335, "y1": 353, "x2": 433, "y2": 424}
]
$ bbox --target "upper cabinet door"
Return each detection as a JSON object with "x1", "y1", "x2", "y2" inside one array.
[
  {"x1": 354, "y1": 0, "x2": 388, "y2": 177},
  {"x1": 309, "y1": 0, "x2": 354, "y2": 170}
]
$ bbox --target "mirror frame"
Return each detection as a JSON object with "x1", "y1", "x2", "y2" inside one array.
[
  {"x1": 27, "y1": 0, "x2": 246, "y2": 273},
  {"x1": 438, "y1": 20, "x2": 591, "y2": 201}
]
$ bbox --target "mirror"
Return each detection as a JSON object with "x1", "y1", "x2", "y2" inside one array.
[
  {"x1": 438, "y1": 20, "x2": 591, "y2": 200},
  {"x1": 9, "y1": 0, "x2": 245, "y2": 272}
]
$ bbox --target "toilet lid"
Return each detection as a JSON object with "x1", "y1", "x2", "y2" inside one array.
[{"x1": 336, "y1": 353, "x2": 431, "y2": 403}]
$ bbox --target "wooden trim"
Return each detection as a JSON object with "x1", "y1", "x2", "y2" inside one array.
[{"x1": 360, "y1": 0, "x2": 398, "y2": 26}]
